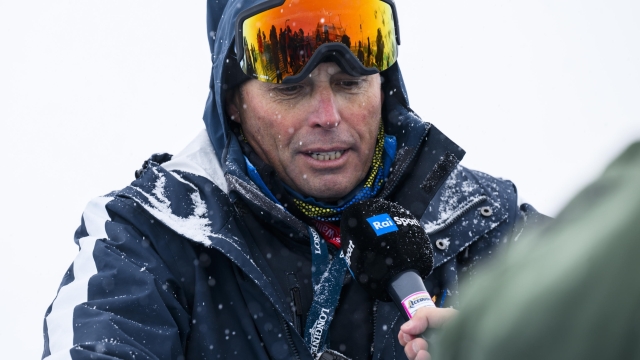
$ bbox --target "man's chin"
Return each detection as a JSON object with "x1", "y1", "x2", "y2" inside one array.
[{"x1": 296, "y1": 180, "x2": 358, "y2": 203}]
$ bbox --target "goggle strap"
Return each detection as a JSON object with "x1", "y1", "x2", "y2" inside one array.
[{"x1": 282, "y1": 43, "x2": 379, "y2": 84}]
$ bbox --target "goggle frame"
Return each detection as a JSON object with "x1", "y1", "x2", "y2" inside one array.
[{"x1": 234, "y1": 0, "x2": 402, "y2": 83}]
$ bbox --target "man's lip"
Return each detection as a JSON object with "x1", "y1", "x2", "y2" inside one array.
[
  {"x1": 298, "y1": 149, "x2": 350, "y2": 164},
  {"x1": 301, "y1": 147, "x2": 349, "y2": 154}
]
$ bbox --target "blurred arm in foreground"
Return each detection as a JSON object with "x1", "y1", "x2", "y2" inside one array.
[{"x1": 429, "y1": 141, "x2": 640, "y2": 360}]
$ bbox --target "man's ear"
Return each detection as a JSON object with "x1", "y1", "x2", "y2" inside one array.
[{"x1": 225, "y1": 89, "x2": 242, "y2": 123}]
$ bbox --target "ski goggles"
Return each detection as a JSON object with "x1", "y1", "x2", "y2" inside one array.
[{"x1": 235, "y1": 0, "x2": 400, "y2": 84}]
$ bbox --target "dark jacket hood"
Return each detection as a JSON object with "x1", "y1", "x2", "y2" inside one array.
[{"x1": 203, "y1": 0, "x2": 419, "y2": 183}]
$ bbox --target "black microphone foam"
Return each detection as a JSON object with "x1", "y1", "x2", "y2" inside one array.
[{"x1": 340, "y1": 198, "x2": 434, "y2": 302}]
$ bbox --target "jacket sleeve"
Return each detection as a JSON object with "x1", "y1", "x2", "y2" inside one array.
[{"x1": 42, "y1": 196, "x2": 192, "y2": 360}]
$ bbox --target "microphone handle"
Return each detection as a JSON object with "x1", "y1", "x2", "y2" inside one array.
[
  {"x1": 387, "y1": 270, "x2": 436, "y2": 342},
  {"x1": 388, "y1": 270, "x2": 436, "y2": 320}
]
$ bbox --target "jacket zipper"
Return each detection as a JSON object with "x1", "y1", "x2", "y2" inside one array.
[
  {"x1": 370, "y1": 300, "x2": 378, "y2": 357},
  {"x1": 425, "y1": 196, "x2": 488, "y2": 235},
  {"x1": 280, "y1": 314, "x2": 301, "y2": 360}
]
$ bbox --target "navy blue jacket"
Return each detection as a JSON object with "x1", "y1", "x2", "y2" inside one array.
[{"x1": 42, "y1": 0, "x2": 547, "y2": 359}]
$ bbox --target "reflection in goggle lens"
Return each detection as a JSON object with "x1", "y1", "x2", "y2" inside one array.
[{"x1": 240, "y1": 0, "x2": 397, "y2": 83}]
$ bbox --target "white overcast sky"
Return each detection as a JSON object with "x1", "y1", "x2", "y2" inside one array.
[{"x1": 1, "y1": 0, "x2": 639, "y2": 357}]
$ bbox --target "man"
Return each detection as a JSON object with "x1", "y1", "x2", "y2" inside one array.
[{"x1": 42, "y1": 0, "x2": 546, "y2": 359}]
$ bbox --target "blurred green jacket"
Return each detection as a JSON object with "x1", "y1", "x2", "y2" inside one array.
[{"x1": 435, "y1": 141, "x2": 640, "y2": 360}]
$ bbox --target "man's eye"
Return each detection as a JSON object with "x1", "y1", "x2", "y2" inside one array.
[
  {"x1": 337, "y1": 80, "x2": 362, "y2": 88},
  {"x1": 275, "y1": 85, "x2": 303, "y2": 95}
]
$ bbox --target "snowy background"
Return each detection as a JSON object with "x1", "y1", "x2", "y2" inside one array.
[{"x1": 1, "y1": 0, "x2": 638, "y2": 358}]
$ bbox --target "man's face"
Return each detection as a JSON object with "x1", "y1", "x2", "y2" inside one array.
[{"x1": 227, "y1": 62, "x2": 383, "y2": 202}]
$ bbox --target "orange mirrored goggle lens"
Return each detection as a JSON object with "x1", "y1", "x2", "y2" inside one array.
[{"x1": 239, "y1": 0, "x2": 398, "y2": 83}]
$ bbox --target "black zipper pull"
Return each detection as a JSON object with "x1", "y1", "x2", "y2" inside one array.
[
  {"x1": 287, "y1": 273, "x2": 303, "y2": 334},
  {"x1": 291, "y1": 286, "x2": 303, "y2": 334}
]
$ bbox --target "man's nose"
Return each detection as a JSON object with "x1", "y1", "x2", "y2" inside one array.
[{"x1": 308, "y1": 87, "x2": 341, "y2": 129}]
